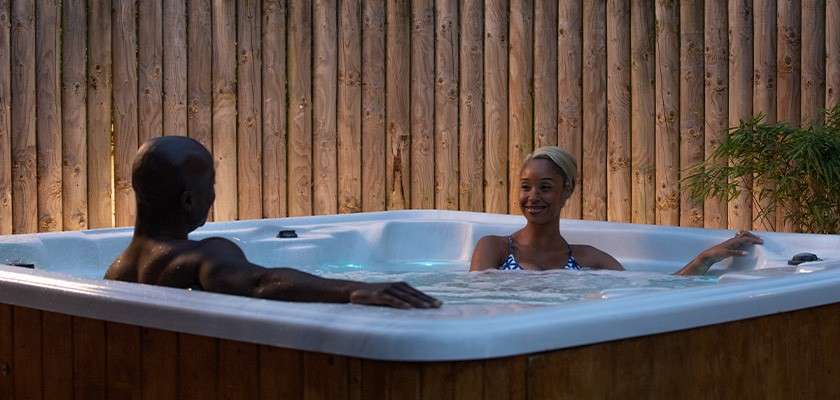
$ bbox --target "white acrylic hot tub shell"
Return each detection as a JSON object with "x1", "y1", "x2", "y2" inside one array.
[{"x1": 0, "y1": 210, "x2": 838, "y2": 361}]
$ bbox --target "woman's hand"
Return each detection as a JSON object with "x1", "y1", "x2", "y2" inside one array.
[{"x1": 675, "y1": 231, "x2": 764, "y2": 275}]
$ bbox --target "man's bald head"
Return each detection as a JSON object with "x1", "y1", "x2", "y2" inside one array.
[{"x1": 132, "y1": 137, "x2": 215, "y2": 227}]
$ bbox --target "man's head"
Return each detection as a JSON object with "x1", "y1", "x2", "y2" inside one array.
[{"x1": 132, "y1": 136, "x2": 215, "y2": 232}]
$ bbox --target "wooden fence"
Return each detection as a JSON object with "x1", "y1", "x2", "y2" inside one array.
[{"x1": 0, "y1": 0, "x2": 838, "y2": 234}]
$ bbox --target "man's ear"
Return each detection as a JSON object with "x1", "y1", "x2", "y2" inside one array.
[{"x1": 180, "y1": 190, "x2": 194, "y2": 212}]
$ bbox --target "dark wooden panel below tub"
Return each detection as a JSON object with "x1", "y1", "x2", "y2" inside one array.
[{"x1": 2, "y1": 302, "x2": 839, "y2": 399}]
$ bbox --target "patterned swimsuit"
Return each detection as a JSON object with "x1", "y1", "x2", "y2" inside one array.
[{"x1": 498, "y1": 236, "x2": 582, "y2": 271}]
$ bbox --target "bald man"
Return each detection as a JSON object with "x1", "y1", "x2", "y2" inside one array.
[{"x1": 105, "y1": 137, "x2": 441, "y2": 309}]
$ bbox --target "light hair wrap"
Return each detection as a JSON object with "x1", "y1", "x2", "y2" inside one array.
[{"x1": 524, "y1": 146, "x2": 578, "y2": 193}]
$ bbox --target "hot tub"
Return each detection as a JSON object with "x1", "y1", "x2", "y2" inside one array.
[{"x1": 0, "y1": 210, "x2": 838, "y2": 398}]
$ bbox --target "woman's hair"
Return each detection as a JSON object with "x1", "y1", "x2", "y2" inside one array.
[{"x1": 524, "y1": 146, "x2": 578, "y2": 193}]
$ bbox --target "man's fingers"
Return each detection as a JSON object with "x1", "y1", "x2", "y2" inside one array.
[
  {"x1": 394, "y1": 282, "x2": 441, "y2": 306},
  {"x1": 379, "y1": 293, "x2": 413, "y2": 309},
  {"x1": 387, "y1": 286, "x2": 435, "y2": 308}
]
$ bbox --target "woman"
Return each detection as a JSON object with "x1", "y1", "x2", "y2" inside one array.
[{"x1": 470, "y1": 146, "x2": 763, "y2": 275}]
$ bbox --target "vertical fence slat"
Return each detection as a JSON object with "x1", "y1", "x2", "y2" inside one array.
[
  {"x1": 113, "y1": 0, "x2": 138, "y2": 227},
  {"x1": 361, "y1": 0, "x2": 385, "y2": 212},
  {"x1": 87, "y1": 0, "x2": 112, "y2": 229},
  {"x1": 728, "y1": 0, "x2": 753, "y2": 231},
  {"x1": 62, "y1": 0, "x2": 87, "y2": 231},
  {"x1": 631, "y1": 0, "x2": 655, "y2": 224},
  {"x1": 163, "y1": 0, "x2": 187, "y2": 136},
  {"x1": 508, "y1": 0, "x2": 533, "y2": 214},
  {"x1": 11, "y1": 0, "x2": 36, "y2": 233},
  {"x1": 386, "y1": 0, "x2": 411, "y2": 210},
  {"x1": 263, "y1": 0, "x2": 288, "y2": 218},
  {"x1": 314, "y1": 0, "x2": 338, "y2": 215},
  {"x1": 178, "y1": 334, "x2": 218, "y2": 400},
  {"x1": 36, "y1": 0, "x2": 62, "y2": 232},
  {"x1": 776, "y1": 0, "x2": 801, "y2": 231},
  {"x1": 534, "y1": 0, "x2": 557, "y2": 148},
  {"x1": 410, "y1": 0, "x2": 435, "y2": 210},
  {"x1": 187, "y1": 0, "x2": 212, "y2": 151},
  {"x1": 606, "y1": 0, "x2": 630, "y2": 223},
  {"x1": 459, "y1": 0, "x2": 483, "y2": 212},
  {"x1": 41, "y1": 312, "x2": 73, "y2": 400},
  {"x1": 704, "y1": 0, "x2": 728, "y2": 229},
  {"x1": 288, "y1": 0, "x2": 313, "y2": 216},
  {"x1": 237, "y1": 0, "x2": 263, "y2": 219},
  {"x1": 801, "y1": 0, "x2": 826, "y2": 125},
  {"x1": 830, "y1": 0, "x2": 840, "y2": 108},
  {"x1": 138, "y1": 0, "x2": 162, "y2": 144},
  {"x1": 558, "y1": 0, "x2": 583, "y2": 219},
  {"x1": 73, "y1": 317, "x2": 106, "y2": 399},
  {"x1": 655, "y1": 0, "x2": 680, "y2": 226},
  {"x1": 337, "y1": 0, "x2": 361, "y2": 214},
  {"x1": 0, "y1": 0, "x2": 10, "y2": 235},
  {"x1": 582, "y1": 0, "x2": 607, "y2": 221},
  {"x1": 212, "y1": 0, "x2": 237, "y2": 221},
  {"x1": 483, "y1": 0, "x2": 508, "y2": 214},
  {"x1": 752, "y1": 0, "x2": 776, "y2": 230},
  {"x1": 106, "y1": 323, "x2": 142, "y2": 400},
  {"x1": 680, "y1": 0, "x2": 704, "y2": 228},
  {"x1": 141, "y1": 328, "x2": 177, "y2": 400},
  {"x1": 13, "y1": 307, "x2": 42, "y2": 400},
  {"x1": 483, "y1": 0, "x2": 508, "y2": 215},
  {"x1": 435, "y1": 0, "x2": 459, "y2": 211}
]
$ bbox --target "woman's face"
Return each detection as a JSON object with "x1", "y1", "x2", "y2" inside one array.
[{"x1": 518, "y1": 158, "x2": 569, "y2": 224}]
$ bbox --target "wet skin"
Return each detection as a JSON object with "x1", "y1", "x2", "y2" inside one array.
[{"x1": 106, "y1": 136, "x2": 441, "y2": 309}]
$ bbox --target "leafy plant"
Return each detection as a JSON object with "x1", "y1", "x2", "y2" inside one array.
[{"x1": 683, "y1": 105, "x2": 840, "y2": 234}]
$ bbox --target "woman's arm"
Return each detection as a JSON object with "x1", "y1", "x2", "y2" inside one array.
[
  {"x1": 470, "y1": 236, "x2": 506, "y2": 271},
  {"x1": 573, "y1": 245, "x2": 624, "y2": 271},
  {"x1": 673, "y1": 231, "x2": 763, "y2": 276}
]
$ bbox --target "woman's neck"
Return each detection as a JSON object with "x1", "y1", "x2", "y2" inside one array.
[{"x1": 518, "y1": 220, "x2": 565, "y2": 247}]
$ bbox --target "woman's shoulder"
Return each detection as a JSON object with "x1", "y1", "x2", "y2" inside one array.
[
  {"x1": 470, "y1": 235, "x2": 510, "y2": 271},
  {"x1": 570, "y1": 244, "x2": 623, "y2": 270}
]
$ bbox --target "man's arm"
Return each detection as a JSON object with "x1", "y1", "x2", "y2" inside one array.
[{"x1": 171, "y1": 237, "x2": 441, "y2": 309}]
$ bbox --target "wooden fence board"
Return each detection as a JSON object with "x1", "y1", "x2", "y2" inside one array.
[
  {"x1": 314, "y1": 0, "x2": 338, "y2": 215},
  {"x1": 288, "y1": 0, "x2": 313, "y2": 216},
  {"x1": 752, "y1": 0, "x2": 776, "y2": 231},
  {"x1": 73, "y1": 317, "x2": 106, "y2": 399},
  {"x1": 361, "y1": 0, "x2": 385, "y2": 212},
  {"x1": 410, "y1": 0, "x2": 435, "y2": 210},
  {"x1": 776, "y1": 0, "x2": 801, "y2": 232},
  {"x1": 262, "y1": 0, "x2": 288, "y2": 218},
  {"x1": 237, "y1": 0, "x2": 263, "y2": 220},
  {"x1": 484, "y1": 0, "x2": 508, "y2": 214},
  {"x1": 801, "y1": 0, "x2": 826, "y2": 126},
  {"x1": 459, "y1": 0, "x2": 483, "y2": 212},
  {"x1": 606, "y1": 0, "x2": 631, "y2": 223},
  {"x1": 679, "y1": 0, "x2": 705, "y2": 228},
  {"x1": 435, "y1": 0, "x2": 459, "y2": 211},
  {"x1": 36, "y1": 0, "x2": 62, "y2": 232},
  {"x1": 507, "y1": 0, "x2": 533, "y2": 214},
  {"x1": 410, "y1": 0, "x2": 435, "y2": 209},
  {"x1": 61, "y1": 0, "x2": 87, "y2": 231},
  {"x1": 11, "y1": 0, "x2": 36, "y2": 234},
  {"x1": 558, "y1": 0, "x2": 583, "y2": 219},
  {"x1": 141, "y1": 328, "x2": 177, "y2": 400},
  {"x1": 163, "y1": 0, "x2": 187, "y2": 136},
  {"x1": 386, "y1": 0, "x2": 411, "y2": 210},
  {"x1": 42, "y1": 312, "x2": 73, "y2": 400},
  {"x1": 106, "y1": 322, "x2": 142, "y2": 400},
  {"x1": 212, "y1": 0, "x2": 237, "y2": 221},
  {"x1": 534, "y1": 0, "x2": 557, "y2": 148},
  {"x1": 187, "y1": 0, "x2": 212, "y2": 150},
  {"x1": 338, "y1": 0, "x2": 361, "y2": 214},
  {"x1": 728, "y1": 0, "x2": 753, "y2": 231},
  {"x1": 704, "y1": 0, "x2": 728, "y2": 229},
  {"x1": 582, "y1": 0, "x2": 607, "y2": 221},
  {"x1": 655, "y1": 0, "x2": 680, "y2": 226},
  {"x1": 113, "y1": 0, "x2": 138, "y2": 227},
  {"x1": 138, "y1": 0, "x2": 162, "y2": 144},
  {"x1": 829, "y1": 0, "x2": 840, "y2": 108},
  {"x1": 631, "y1": 0, "x2": 655, "y2": 225},
  {"x1": 87, "y1": 0, "x2": 112, "y2": 229},
  {"x1": 0, "y1": 0, "x2": 10, "y2": 235}
]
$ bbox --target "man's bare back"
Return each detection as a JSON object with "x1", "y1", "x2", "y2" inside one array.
[{"x1": 105, "y1": 137, "x2": 440, "y2": 309}]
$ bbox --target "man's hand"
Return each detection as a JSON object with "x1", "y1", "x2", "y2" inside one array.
[{"x1": 349, "y1": 281, "x2": 442, "y2": 309}]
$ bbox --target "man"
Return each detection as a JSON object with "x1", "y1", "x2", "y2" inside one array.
[{"x1": 105, "y1": 136, "x2": 441, "y2": 309}]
